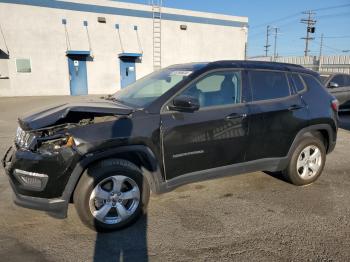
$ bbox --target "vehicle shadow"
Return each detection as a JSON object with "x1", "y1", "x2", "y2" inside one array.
[
  {"x1": 94, "y1": 215, "x2": 149, "y2": 262},
  {"x1": 93, "y1": 116, "x2": 148, "y2": 262},
  {"x1": 263, "y1": 171, "x2": 289, "y2": 183}
]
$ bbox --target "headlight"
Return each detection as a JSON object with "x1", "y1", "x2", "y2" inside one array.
[{"x1": 15, "y1": 127, "x2": 36, "y2": 149}]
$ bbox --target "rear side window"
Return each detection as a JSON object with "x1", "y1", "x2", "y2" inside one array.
[
  {"x1": 345, "y1": 76, "x2": 350, "y2": 86},
  {"x1": 288, "y1": 73, "x2": 306, "y2": 93},
  {"x1": 331, "y1": 75, "x2": 345, "y2": 87},
  {"x1": 248, "y1": 70, "x2": 290, "y2": 101},
  {"x1": 302, "y1": 74, "x2": 325, "y2": 90}
]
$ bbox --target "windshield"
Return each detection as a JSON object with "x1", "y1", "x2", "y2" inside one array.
[{"x1": 112, "y1": 68, "x2": 193, "y2": 108}]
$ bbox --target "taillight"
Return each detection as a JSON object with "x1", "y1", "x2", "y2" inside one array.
[{"x1": 331, "y1": 99, "x2": 339, "y2": 112}]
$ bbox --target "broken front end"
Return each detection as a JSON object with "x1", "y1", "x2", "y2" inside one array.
[{"x1": 1, "y1": 100, "x2": 134, "y2": 217}]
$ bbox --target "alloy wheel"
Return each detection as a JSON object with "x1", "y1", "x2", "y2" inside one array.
[
  {"x1": 296, "y1": 145, "x2": 323, "y2": 180},
  {"x1": 89, "y1": 175, "x2": 140, "y2": 225}
]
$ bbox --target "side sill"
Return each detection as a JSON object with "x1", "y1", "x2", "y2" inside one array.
[{"x1": 161, "y1": 157, "x2": 288, "y2": 193}]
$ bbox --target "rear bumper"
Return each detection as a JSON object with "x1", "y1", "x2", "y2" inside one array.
[{"x1": 2, "y1": 146, "x2": 69, "y2": 218}]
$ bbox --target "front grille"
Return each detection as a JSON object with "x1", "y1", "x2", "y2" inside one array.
[{"x1": 15, "y1": 127, "x2": 36, "y2": 149}]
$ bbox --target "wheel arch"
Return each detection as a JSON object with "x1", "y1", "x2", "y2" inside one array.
[
  {"x1": 288, "y1": 124, "x2": 336, "y2": 159},
  {"x1": 63, "y1": 145, "x2": 164, "y2": 204}
]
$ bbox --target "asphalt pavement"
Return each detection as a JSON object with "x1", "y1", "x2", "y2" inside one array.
[{"x1": 0, "y1": 96, "x2": 350, "y2": 262}]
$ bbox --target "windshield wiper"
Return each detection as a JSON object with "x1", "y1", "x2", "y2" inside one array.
[
  {"x1": 101, "y1": 94, "x2": 113, "y2": 100},
  {"x1": 102, "y1": 95, "x2": 124, "y2": 104}
]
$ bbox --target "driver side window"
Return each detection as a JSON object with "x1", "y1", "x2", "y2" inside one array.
[{"x1": 181, "y1": 71, "x2": 242, "y2": 108}]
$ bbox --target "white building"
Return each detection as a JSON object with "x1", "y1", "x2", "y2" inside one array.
[{"x1": 0, "y1": 0, "x2": 248, "y2": 96}]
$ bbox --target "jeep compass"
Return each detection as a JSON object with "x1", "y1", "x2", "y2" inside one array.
[{"x1": 2, "y1": 61, "x2": 338, "y2": 232}]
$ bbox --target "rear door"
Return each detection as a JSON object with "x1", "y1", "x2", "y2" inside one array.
[
  {"x1": 161, "y1": 70, "x2": 250, "y2": 180},
  {"x1": 245, "y1": 70, "x2": 308, "y2": 161}
]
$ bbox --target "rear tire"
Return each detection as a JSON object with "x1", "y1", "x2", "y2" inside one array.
[
  {"x1": 73, "y1": 159, "x2": 150, "y2": 232},
  {"x1": 283, "y1": 135, "x2": 326, "y2": 186}
]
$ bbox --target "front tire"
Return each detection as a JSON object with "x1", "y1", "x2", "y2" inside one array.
[
  {"x1": 73, "y1": 159, "x2": 150, "y2": 232},
  {"x1": 283, "y1": 135, "x2": 326, "y2": 186}
]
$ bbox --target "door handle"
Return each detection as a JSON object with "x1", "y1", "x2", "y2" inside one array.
[
  {"x1": 226, "y1": 113, "x2": 247, "y2": 120},
  {"x1": 288, "y1": 104, "x2": 304, "y2": 111}
]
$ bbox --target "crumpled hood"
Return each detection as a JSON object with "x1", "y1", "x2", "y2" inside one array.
[{"x1": 18, "y1": 99, "x2": 134, "y2": 130}]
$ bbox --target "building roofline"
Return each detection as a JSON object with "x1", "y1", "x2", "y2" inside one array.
[{"x1": 0, "y1": 0, "x2": 248, "y2": 28}]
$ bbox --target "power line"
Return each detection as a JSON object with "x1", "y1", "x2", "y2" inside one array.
[
  {"x1": 250, "y1": 3, "x2": 350, "y2": 30},
  {"x1": 317, "y1": 12, "x2": 350, "y2": 19},
  {"x1": 313, "y1": 40, "x2": 344, "y2": 53},
  {"x1": 316, "y1": 35, "x2": 350, "y2": 39},
  {"x1": 250, "y1": 13, "x2": 299, "y2": 30},
  {"x1": 312, "y1": 3, "x2": 350, "y2": 12}
]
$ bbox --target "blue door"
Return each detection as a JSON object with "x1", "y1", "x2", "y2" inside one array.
[
  {"x1": 120, "y1": 60, "x2": 136, "y2": 88},
  {"x1": 68, "y1": 56, "x2": 88, "y2": 95}
]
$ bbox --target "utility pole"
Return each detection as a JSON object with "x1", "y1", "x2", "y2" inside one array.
[
  {"x1": 264, "y1": 25, "x2": 271, "y2": 57},
  {"x1": 301, "y1": 10, "x2": 316, "y2": 57},
  {"x1": 318, "y1": 33, "x2": 324, "y2": 71},
  {"x1": 272, "y1": 27, "x2": 280, "y2": 61}
]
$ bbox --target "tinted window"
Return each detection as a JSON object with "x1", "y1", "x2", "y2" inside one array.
[
  {"x1": 182, "y1": 71, "x2": 241, "y2": 107},
  {"x1": 302, "y1": 74, "x2": 325, "y2": 90},
  {"x1": 288, "y1": 73, "x2": 305, "y2": 93},
  {"x1": 249, "y1": 70, "x2": 290, "y2": 101},
  {"x1": 331, "y1": 75, "x2": 345, "y2": 87},
  {"x1": 344, "y1": 75, "x2": 350, "y2": 86}
]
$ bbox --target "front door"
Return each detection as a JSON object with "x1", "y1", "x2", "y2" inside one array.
[
  {"x1": 68, "y1": 56, "x2": 88, "y2": 96},
  {"x1": 120, "y1": 60, "x2": 136, "y2": 88},
  {"x1": 161, "y1": 70, "x2": 250, "y2": 180}
]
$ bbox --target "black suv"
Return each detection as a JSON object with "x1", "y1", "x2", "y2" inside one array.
[{"x1": 2, "y1": 61, "x2": 338, "y2": 232}]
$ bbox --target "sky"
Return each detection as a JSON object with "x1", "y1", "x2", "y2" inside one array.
[{"x1": 115, "y1": 0, "x2": 350, "y2": 57}]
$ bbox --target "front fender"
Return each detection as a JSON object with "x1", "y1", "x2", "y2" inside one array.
[{"x1": 61, "y1": 145, "x2": 165, "y2": 204}]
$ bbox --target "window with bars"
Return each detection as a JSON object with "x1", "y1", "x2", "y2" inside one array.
[{"x1": 16, "y1": 58, "x2": 31, "y2": 73}]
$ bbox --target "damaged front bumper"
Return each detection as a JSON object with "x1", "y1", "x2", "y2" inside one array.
[{"x1": 2, "y1": 145, "x2": 80, "y2": 219}]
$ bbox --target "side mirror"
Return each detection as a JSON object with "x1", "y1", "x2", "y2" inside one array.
[
  {"x1": 169, "y1": 95, "x2": 200, "y2": 112},
  {"x1": 328, "y1": 82, "x2": 339, "y2": 88}
]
